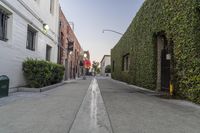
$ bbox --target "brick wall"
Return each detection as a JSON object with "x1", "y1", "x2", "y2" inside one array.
[{"x1": 59, "y1": 8, "x2": 83, "y2": 79}]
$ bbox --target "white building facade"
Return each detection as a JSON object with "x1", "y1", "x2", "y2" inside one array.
[
  {"x1": 100, "y1": 55, "x2": 111, "y2": 76},
  {"x1": 0, "y1": 0, "x2": 59, "y2": 88}
]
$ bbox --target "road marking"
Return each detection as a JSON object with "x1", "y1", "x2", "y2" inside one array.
[{"x1": 69, "y1": 78, "x2": 113, "y2": 133}]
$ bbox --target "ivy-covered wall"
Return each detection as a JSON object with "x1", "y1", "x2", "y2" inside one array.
[{"x1": 111, "y1": 0, "x2": 200, "y2": 102}]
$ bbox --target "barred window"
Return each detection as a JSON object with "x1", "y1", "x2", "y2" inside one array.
[
  {"x1": 112, "y1": 60, "x2": 115, "y2": 72},
  {"x1": 122, "y1": 53, "x2": 130, "y2": 71},
  {"x1": 0, "y1": 10, "x2": 9, "y2": 41},
  {"x1": 26, "y1": 25, "x2": 37, "y2": 51},
  {"x1": 46, "y1": 45, "x2": 52, "y2": 61}
]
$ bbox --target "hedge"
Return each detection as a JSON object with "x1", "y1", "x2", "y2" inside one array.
[
  {"x1": 22, "y1": 58, "x2": 65, "y2": 88},
  {"x1": 111, "y1": 0, "x2": 200, "y2": 103},
  {"x1": 105, "y1": 65, "x2": 111, "y2": 73}
]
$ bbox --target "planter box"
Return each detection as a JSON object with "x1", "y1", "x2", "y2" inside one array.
[{"x1": 18, "y1": 82, "x2": 65, "y2": 92}]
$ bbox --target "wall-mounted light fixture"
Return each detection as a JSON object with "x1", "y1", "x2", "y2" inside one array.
[
  {"x1": 43, "y1": 23, "x2": 49, "y2": 31},
  {"x1": 166, "y1": 54, "x2": 171, "y2": 60},
  {"x1": 84, "y1": 53, "x2": 87, "y2": 58}
]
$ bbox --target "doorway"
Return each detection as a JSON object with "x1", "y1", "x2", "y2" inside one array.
[
  {"x1": 65, "y1": 59, "x2": 68, "y2": 80},
  {"x1": 156, "y1": 34, "x2": 171, "y2": 91}
]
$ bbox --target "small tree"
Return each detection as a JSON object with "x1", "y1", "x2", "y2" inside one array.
[
  {"x1": 105, "y1": 65, "x2": 111, "y2": 73},
  {"x1": 92, "y1": 61, "x2": 100, "y2": 74},
  {"x1": 96, "y1": 67, "x2": 100, "y2": 74}
]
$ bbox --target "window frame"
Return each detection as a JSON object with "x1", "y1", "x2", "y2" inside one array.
[
  {"x1": 26, "y1": 25, "x2": 37, "y2": 51},
  {"x1": 46, "y1": 45, "x2": 52, "y2": 61},
  {"x1": 112, "y1": 60, "x2": 115, "y2": 72},
  {"x1": 122, "y1": 53, "x2": 130, "y2": 72},
  {"x1": 0, "y1": 9, "x2": 9, "y2": 41}
]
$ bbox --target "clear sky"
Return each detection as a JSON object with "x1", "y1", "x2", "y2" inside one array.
[{"x1": 60, "y1": 0, "x2": 145, "y2": 62}]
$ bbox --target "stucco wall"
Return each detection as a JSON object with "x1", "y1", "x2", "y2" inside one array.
[
  {"x1": 101, "y1": 56, "x2": 111, "y2": 76},
  {"x1": 0, "y1": 0, "x2": 59, "y2": 88}
]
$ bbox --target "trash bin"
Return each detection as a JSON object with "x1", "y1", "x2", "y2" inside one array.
[{"x1": 0, "y1": 75, "x2": 9, "y2": 98}]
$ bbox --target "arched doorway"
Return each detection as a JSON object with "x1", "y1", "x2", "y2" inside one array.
[{"x1": 156, "y1": 34, "x2": 171, "y2": 91}]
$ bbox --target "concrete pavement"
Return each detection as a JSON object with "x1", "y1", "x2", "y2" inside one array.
[
  {"x1": 0, "y1": 78, "x2": 92, "y2": 133},
  {"x1": 97, "y1": 77, "x2": 200, "y2": 133},
  {"x1": 1, "y1": 77, "x2": 200, "y2": 133}
]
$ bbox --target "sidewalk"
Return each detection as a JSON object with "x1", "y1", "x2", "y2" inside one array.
[
  {"x1": 0, "y1": 78, "x2": 92, "y2": 133},
  {"x1": 109, "y1": 78, "x2": 200, "y2": 108},
  {"x1": 97, "y1": 78, "x2": 200, "y2": 133}
]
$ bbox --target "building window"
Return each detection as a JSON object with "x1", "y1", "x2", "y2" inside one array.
[
  {"x1": 122, "y1": 53, "x2": 130, "y2": 71},
  {"x1": 112, "y1": 60, "x2": 115, "y2": 72},
  {"x1": 50, "y1": 0, "x2": 54, "y2": 14},
  {"x1": 46, "y1": 45, "x2": 52, "y2": 61},
  {"x1": 57, "y1": 45, "x2": 62, "y2": 64},
  {"x1": 57, "y1": 32, "x2": 63, "y2": 64},
  {"x1": 26, "y1": 25, "x2": 37, "y2": 51},
  {"x1": 0, "y1": 10, "x2": 9, "y2": 41}
]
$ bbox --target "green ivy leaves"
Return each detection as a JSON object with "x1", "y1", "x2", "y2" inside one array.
[{"x1": 111, "y1": 0, "x2": 200, "y2": 103}]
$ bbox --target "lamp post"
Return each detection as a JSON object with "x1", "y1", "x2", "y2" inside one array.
[
  {"x1": 102, "y1": 29, "x2": 123, "y2": 35},
  {"x1": 83, "y1": 53, "x2": 87, "y2": 80}
]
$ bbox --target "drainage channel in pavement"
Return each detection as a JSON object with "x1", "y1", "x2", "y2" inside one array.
[{"x1": 69, "y1": 78, "x2": 113, "y2": 133}]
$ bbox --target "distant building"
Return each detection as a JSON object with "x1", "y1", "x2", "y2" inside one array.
[
  {"x1": 0, "y1": 0, "x2": 59, "y2": 88},
  {"x1": 100, "y1": 55, "x2": 111, "y2": 76},
  {"x1": 58, "y1": 8, "x2": 83, "y2": 80}
]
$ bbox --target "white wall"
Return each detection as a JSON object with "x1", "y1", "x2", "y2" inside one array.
[
  {"x1": 100, "y1": 56, "x2": 111, "y2": 76},
  {"x1": 0, "y1": 0, "x2": 59, "y2": 88}
]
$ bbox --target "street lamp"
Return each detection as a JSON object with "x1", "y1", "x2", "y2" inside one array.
[
  {"x1": 83, "y1": 53, "x2": 87, "y2": 80},
  {"x1": 102, "y1": 29, "x2": 123, "y2": 35},
  {"x1": 84, "y1": 53, "x2": 87, "y2": 58}
]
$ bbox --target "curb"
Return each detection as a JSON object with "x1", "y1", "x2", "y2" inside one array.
[
  {"x1": 18, "y1": 82, "x2": 66, "y2": 92},
  {"x1": 9, "y1": 88, "x2": 18, "y2": 93},
  {"x1": 110, "y1": 78, "x2": 200, "y2": 108},
  {"x1": 9, "y1": 79, "x2": 78, "y2": 93},
  {"x1": 110, "y1": 78, "x2": 156, "y2": 93}
]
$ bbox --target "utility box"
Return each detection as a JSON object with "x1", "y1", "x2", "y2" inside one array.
[{"x1": 0, "y1": 75, "x2": 9, "y2": 98}]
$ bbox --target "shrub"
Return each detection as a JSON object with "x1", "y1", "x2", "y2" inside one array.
[
  {"x1": 105, "y1": 65, "x2": 111, "y2": 73},
  {"x1": 22, "y1": 58, "x2": 65, "y2": 88},
  {"x1": 188, "y1": 87, "x2": 200, "y2": 104}
]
